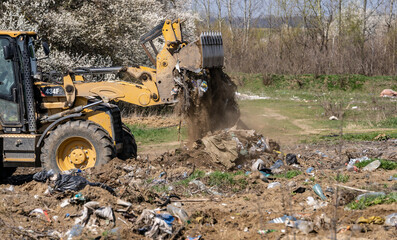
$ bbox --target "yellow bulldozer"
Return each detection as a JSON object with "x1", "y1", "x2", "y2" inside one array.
[{"x1": 0, "y1": 19, "x2": 226, "y2": 177}]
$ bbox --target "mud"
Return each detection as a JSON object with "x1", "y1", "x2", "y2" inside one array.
[{"x1": 0, "y1": 133, "x2": 396, "y2": 239}]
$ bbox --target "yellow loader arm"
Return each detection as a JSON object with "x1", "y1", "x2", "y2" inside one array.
[{"x1": 37, "y1": 19, "x2": 224, "y2": 116}]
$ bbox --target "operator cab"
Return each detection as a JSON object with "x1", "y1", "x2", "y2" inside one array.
[{"x1": 0, "y1": 31, "x2": 48, "y2": 134}]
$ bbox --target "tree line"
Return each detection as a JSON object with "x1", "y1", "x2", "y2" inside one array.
[{"x1": 193, "y1": 0, "x2": 397, "y2": 76}]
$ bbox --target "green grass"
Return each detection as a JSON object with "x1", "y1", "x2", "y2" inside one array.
[
  {"x1": 335, "y1": 173, "x2": 350, "y2": 183},
  {"x1": 127, "y1": 124, "x2": 187, "y2": 145},
  {"x1": 174, "y1": 170, "x2": 206, "y2": 187},
  {"x1": 347, "y1": 192, "x2": 397, "y2": 210},
  {"x1": 207, "y1": 171, "x2": 245, "y2": 186},
  {"x1": 274, "y1": 170, "x2": 302, "y2": 179},
  {"x1": 233, "y1": 72, "x2": 397, "y2": 143},
  {"x1": 232, "y1": 72, "x2": 397, "y2": 94},
  {"x1": 152, "y1": 184, "x2": 169, "y2": 193},
  {"x1": 151, "y1": 170, "x2": 248, "y2": 193},
  {"x1": 205, "y1": 171, "x2": 248, "y2": 192},
  {"x1": 355, "y1": 159, "x2": 397, "y2": 170}
]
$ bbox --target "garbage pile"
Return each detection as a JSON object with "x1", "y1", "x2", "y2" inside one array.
[{"x1": 0, "y1": 133, "x2": 396, "y2": 239}]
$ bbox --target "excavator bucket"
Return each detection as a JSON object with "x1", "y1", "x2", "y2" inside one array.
[{"x1": 200, "y1": 32, "x2": 224, "y2": 68}]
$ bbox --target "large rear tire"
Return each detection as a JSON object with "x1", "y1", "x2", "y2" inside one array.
[
  {"x1": 117, "y1": 124, "x2": 137, "y2": 160},
  {"x1": 40, "y1": 120, "x2": 115, "y2": 173}
]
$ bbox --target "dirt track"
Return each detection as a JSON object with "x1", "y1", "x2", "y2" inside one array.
[{"x1": 0, "y1": 131, "x2": 396, "y2": 239}]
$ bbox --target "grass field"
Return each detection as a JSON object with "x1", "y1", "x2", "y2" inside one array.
[{"x1": 234, "y1": 73, "x2": 397, "y2": 144}]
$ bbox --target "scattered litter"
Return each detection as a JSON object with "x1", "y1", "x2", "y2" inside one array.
[
  {"x1": 251, "y1": 159, "x2": 265, "y2": 172},
  {"x1": 362, "y1": 160, "x2": 381, "y2": 171},
  {"x1": 286, "y1": 153, "x2": 298, "y2": 165},
  {"x1": 267, "y1": 182, "x2": 281, "y2": 189},
  {"x1": 293, "y1": 187, "x2": 306, "y2": 194},
  {"x1": 186, "y1": 235, "x2": 202, "y2": 240},
  {"x1": 71, "y1": 192, "x2": 86, "y2": 202},
  {"x1": 29, "y1": 208, "x2": 51, "y2": 222},
  {"x1": 4, "y1": 185, "x2": 14, "y2": 192},
  {"x1": 357, "y1": 216, "x2": 385, "y2": 225},
  {"x1": 33, "y1": 169, "x2": 55, "y2": 182},
  {"x1": 243, "y1": 227, "x2": 249, "y2": 232},
  {"x1": 75, "y1": 201, "x2": 115, "y2": 227},
  {"x1": 270, "y1": 160, "x2": 283, "y2": 170},
  {"x1": 314, "y1": 213, "x2": 331, "y2": 229},
  {"x1": 356, "y1": 192, "x2": 385, "y2": 201},
  {"x1": 306, "y1": 167, "x2": 314, "y2": 175},
  {"x1": 346, "y1": 163, "x2": 358, "y2": 172},
  {"x1": 62, "y1": 168, "x2": 83, "y2": 175},
  {"x1": 380, "y1": 89, "x2": 397, "y2": 97},
  {"x1": 117, "y1": 199, "x2": 132, "y2": 208},
  {"x1": 268, "y1": 215, "x2": 296, "y2": 224},
  {"x1": 348, "y1": 156, "x2": 370, "y2": 165},
  {"x1": 95, "y1": 206, "x2": 116, "y2": 222},
  {"x1": 374, "y1": 133, "x2": 389, "y2": 141},
  {"x1": 385, "y1": 213, "x2": 397, "y2": 226},
  {"x1": 66, "y1": 224, "x2": 83, "y2": 239},
  {"x1": 60, "y1": 199, "x2": 70, "y2": 208},
  {"x1": 235, "y1": 92, "x2": 270, "y2": 100},
  {"x1": 257, "y1": 229, "x2": 276, "y2": 234},
  {"x1": 329, "y1": 116, "x2": 338, "y2": 120},
  {"x1": 199, "y1": 81, "x2": 208, "y2": 93},
  {"x1": 136, "y1": 209, "x2": 173, "y2": 239},
  {"x1": 315, "y1": 150, "x2": 328, "y2": 158},
  {"x1": 313, "y1": 184, "x2": 327, "y2": 201},
  {"x1": 306, "y1": 196, "x2": 328, "y2": 210},
  {"x1": 351, "y1": 106, "x2": 358, "y2": 109},
  {"x1": 167, "y1": 204, "x2": 189, "y2": 223},
  {"x1": 388, "y1": 176, "x2": 397, "y2": 181},
  {"x1": 285, "y1": 219, "x2": 314, "y2": 234},
  {"x1": 325, "y1": 187, "x2": 334, "y2": 193},
  {"x1": 190, "y1": 180, "x2": 222, "y2": 196},
  {"x1": 33, "y1": 170, "x2": 115, "y2": 195}
]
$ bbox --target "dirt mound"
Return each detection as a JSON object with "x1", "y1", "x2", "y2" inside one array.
[{"x1": 0, "y1": 135, "x2": 396, "y2": 239}]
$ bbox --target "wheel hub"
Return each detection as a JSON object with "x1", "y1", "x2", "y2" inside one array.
[
  {"x1": 56, "y1": 137, "x2": 97, "y2": 171},
  {"x1": 70, "y1": 148, "x2": 86, "y2": 164}
]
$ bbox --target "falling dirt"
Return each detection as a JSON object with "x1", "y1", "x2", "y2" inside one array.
[{"x1": 175, "y1": 68, "x2": 240, "y2": 141}]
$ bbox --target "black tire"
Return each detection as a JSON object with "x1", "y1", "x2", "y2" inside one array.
[
  {"x1": 117, "y1": 124, "x2": 137, "y2": 160},
  {"x1": 40, "y1": 120, "x2": 115, "y2": 173}
]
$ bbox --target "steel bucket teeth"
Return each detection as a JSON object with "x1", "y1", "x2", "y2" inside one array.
[{"x1": 200, "y1": 31, "x2": 224, "y2": 68}]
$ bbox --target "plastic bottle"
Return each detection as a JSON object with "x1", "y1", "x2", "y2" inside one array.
[
  {"x1": 356, "y1": 192, "x2": 385, "y2": 201},
  {"x1": 313, "y1": 184, "x2": 327, "y2": 201},
  {"x1": 166, "y1": 204, "x2": 189, "y2": 223}
]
